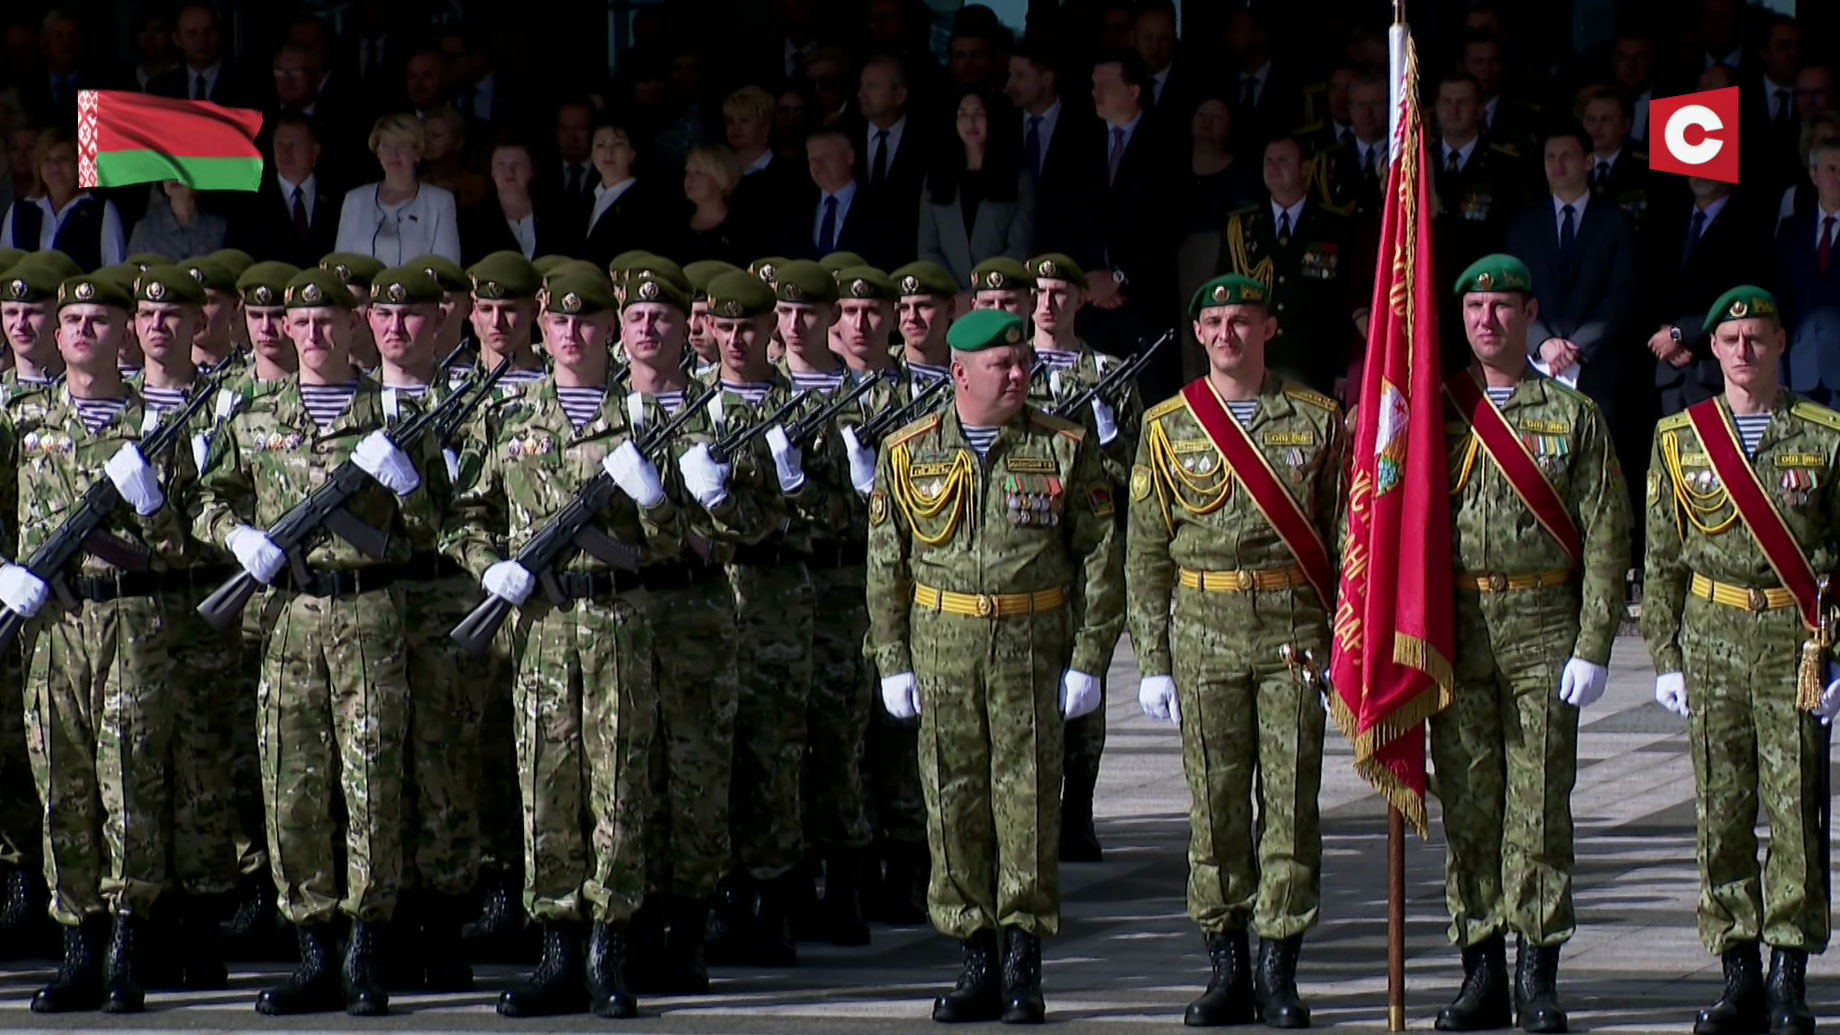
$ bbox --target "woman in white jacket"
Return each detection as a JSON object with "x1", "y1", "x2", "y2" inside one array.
[{"x1": 335, "y1": 113, "x2": 462, "y2": 265}]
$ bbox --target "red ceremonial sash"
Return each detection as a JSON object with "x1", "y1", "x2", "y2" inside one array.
[
  {"x1": 1685, "y1": 399, "x2": 1820, "y2": 630},
  {"x1": 1181, "y1": 379, "x2": 1336, "y2": 608},
  {"x1": 1445, "y1": 373, "x2": 1583, "y2": 569}
]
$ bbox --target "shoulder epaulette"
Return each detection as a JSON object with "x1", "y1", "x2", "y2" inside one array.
[
  {"x1": 1226, "y1": 204, "x2": 1259, "y2": 221},
  {"x1": 1792, "y1": 401, "x2": 1840, "y2": 433},
  {"x1": 886, "y1": 413, "x2": 941, "y2": 449},
  {"x1": 1630, "y1": 149, "x2": 1647, "y2": 163},
  {"x1": 1488, "y1": 142, "x2": 1520, "y2": 159},
  {"x1": 1145, "y1": 396, "x2": 1186, "y2": 422},
  {"x1": 1283, "y1": 385, "x2": 1338, "y2": 412},
  {"x1": 1028, "y1": 410, "x2": 1085, "y2": 442},
  {"x1": 1656, "y1": 411, "x2": 1692, "y2": 433},
  {"x1": 1295, "y1": 119, "x2": 1325, "y2": 134}
]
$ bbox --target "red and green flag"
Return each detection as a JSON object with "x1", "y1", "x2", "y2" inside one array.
[{"x1": 77, "y1": 90, "x2": 264, "y2": 192}]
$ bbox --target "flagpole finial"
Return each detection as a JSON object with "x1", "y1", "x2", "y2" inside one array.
[{"x1": 1393, "y1": 0, "x2": 1404, "y2": 25}]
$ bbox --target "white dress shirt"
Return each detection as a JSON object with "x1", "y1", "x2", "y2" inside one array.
[
  {"x1": 1270, "y1": 197, "x2": 1306, "y2": 235},
  {"x1": 742, "y1": 150, "x2": 774, "y2": 176},
  {"x1": 1024, "y1": 99, "x2": 1063, "y2": 159},
  {"x1": 507, "y1": 213, "x2": 536, "y2": 259},
  {"x1": 587, "y1": 177, "x2": 638, "y2": 234},
  {"x1": 1815, "y1": 206, "x2": 1840, "y2": 250},
  {"x1": 812, "y1": 180, "x2": 858, "y2": 247},
  {"x1": 1552, "y1": 192, "x2": 1590, "y2": 237},
  {"x1": 1441, "y1": 138, "x2": 1478, "y2": 171},
  {"x1": 277, "y1": 174, "x2": 318, "y2": 225},
  {"x1": 333, "y1": 182, "x2": 461, "y2": 266},
  {"x1": 0, "y1": 193, "x2": 126, "y2": 266}
]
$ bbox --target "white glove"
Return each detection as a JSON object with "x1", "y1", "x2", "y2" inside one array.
[
  {"x1": 351, "y1": 430, "x2": 420, "y2": 496},
  {"x1": 1138, "y1": 674, "x2": 1179, "y2": 726},
  {"x1": 842, "y1": 425, "x2": 877, "y2": 496},
  {"x1": 1060, "y1": 669, "x2": 1101, "y2": 719},
  {"x1": 677, "y1": 443, "x2": 730, "y2": 509},
  {"x1": 603, "y1": 441, "x2": 666, "y2": 509},
  {"x1": 1654, "y1": 671, "x2": 1689, "y2": 718},
  {"x1": 1091, "y1": 398, "x2": 1119, "y2": 445},
  {"x1": 0, "y1": 564, "x2": 49, "y2": 617},
  {"x1": 482, "y1": 559, "x2": 535, "y2": 607},
  {"x1": 1818, "y1": 664, "x2": 1840, "y2": 725},
  {"x1": 226, "y1": 525, "x2": 285, "y2": 585},
  {"x1": 442, "y1": 447, "x2": 460, "y2": 485},
  {"x1": 881, "y1": 672, "x2": 921, "y2": 719},
  {"x1": 104, "y1": 443, "x2": 165, "y2": 516},
  {"x1": 1557, "y1": 657, "x2": 1609, "y2": 709},
  {"x1": 764, "y1": 425, "x2": 805, "y2": 494}
]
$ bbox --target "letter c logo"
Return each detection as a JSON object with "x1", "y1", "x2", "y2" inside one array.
[{"x1": 1664, "y1": 104, "x2": 1724, "y2": 166}]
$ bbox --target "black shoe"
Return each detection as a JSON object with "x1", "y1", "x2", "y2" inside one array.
[
  {"x1": 180, "y1": 895, "x2": 228, "y2": 991},
  {"x1": 31, "y1": 914, "x2": 107, "y2": 1013},
  {"x1": 1764, "y1": 948, "x2": 1814, "y2": 1035},
  {"x1": 422, "y1": 894, "x2": 474, "y2": 993},
  {"x1": 342, "y1": 919, "x2": 389, "y2": 1016},
  {"x1": 1512, "y1": 940, "x2": 1567, "y2": 1033},
  {"x1": 703, "y1": 875, "x2": 752, "y2": 966},
  {"x1": 461, "y1": 868, "x2": 525, "y2": 953},
  {"x1": 880, "y1": 843, "x2": 930, "y2": 926},
  {"x1": 586, "y1": 922, "x2": 638, "y2": 1019},
  {"x1": 1185, "y1": 930, "x2": 1255, "y2": 1026},
  {"x1": 497, "y1": 922, "x2": 587, "y2": 1017},
  {"x1": 932, "y1": 929, "x2": 1002, "y2": 1023},
  {"x1": 255, "y1": 923, "x2": 343, "y2": 1015},
  {"x1": 749, "y1": 874, "x2": 798, "y2": 967},
  {"x1": 1695, "y1": 944, "x2": 1767, "y2": 1035},
  {"x1": 1000, "y1": 927, "x2": 1045, "y2": 1025},
  {"x1": 821, "y1": 852, "x2": 871, "y2": 947},
  {"x1": 1254, "y1": 935, "x2": 1310, "y2": 1028},
  {"x1": 659, "y1": 897, "x2": 710, "y2": 995},
  {"x1": 622, "y1": 894, "x2": 668, "y2": 995},
  {"x1": 1435, "y1": 933, "x2": 1512, "y2": 1031},
  {"x1": 1058, "y1": 735, "x2": 1103, "y2": 863},
  {"x1": 101, "y1": 913, "x2": 146, "y2": 1014}
]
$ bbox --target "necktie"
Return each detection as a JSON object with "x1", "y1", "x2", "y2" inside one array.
[
  {"x1": 1594, "y1": 160, "x2": 1610, "y2": 186},
  {"x1": 1776, "y1": 88, "x2": 1793, "y2": 127},
  {"x1": 292, "y1": 186, "x2": 309, "y2": 242},
  {"x1": 818, "y1": 195, "x2": 838, "y2": 254},
  {"x1": 1024, "y1": 116, "x2": 1043, "y2": 180},
  {"x1": 567, "y1": 164, "x2": 582, "y2": 198},
  {"x1": 193, "y1": 72, "x2": 207, "y2": 100},
  {"x1": 1239, "y1": 75, "x2": 1257, "y2": 110},
  {"x1": 1680, "y1": 208, "x2": 1707, "y2": 269},
  {"x1": 1821, "y1": 215, "x2": 1836, "y2": 274},
  {"x1": 1277, "y1": 211, "x2": 1292, "y2": 246},
  {"x1": 1362, "y1": 147, "x2": 1377, "y2": 178},
  {"x1": 1446, "y1": 148, "x2": 1461, "y2": 174},
  {"x1": 1559, "y1": 203, "x2": 1577, "y2": 258},
  {"x1": 1107, "y1": 127, "x2": 1126, "y2": 185},
  {"x1": 1340, "y1": 127, "x2": 1355, "y2": 148},
  {"x1": 871, "y1": 129, "x2": 889, "y2": 188}
]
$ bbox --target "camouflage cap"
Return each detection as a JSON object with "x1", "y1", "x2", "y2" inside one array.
[
  {"x1": 1189, "y1": 274, "x2": 1270, "y2": 318},
  {"x1": 748, "y1": 256, "x2": 788, "y2": 283},
  {"x1": 0, "y1": 259, "x2": 64, "y2": 304},
  {"x1": 947, "y1": 309, "x2": 1026, "y2": 352},
  {"x1": 772, "y1": 260, "x2": 838, "y2": 305},
  {"x1": 210, "y1": 248, "x2": 256, "y2": 277},
  {"x1": 705, "y1": 270, "x2": 778, "y2": 319},
  {"x1": 412, "y1": 254, "x2": 470, "y2": 293},
  {"x1": 0, "y1": 248, "x2": 24, "y2": 273},
  {"x1": 126, "y1": 251, "x2": 172, "y2": 271},
  {"x1": 1452, "y1": 253, "x2": 1533, "y2": 297},
  {"x1": 835, "y1": 265, "x2": 896, "y2": 302},
  {"x1": 468, "y1": 251, "x2": 540, "y2": 300},
  {"x1": 685, "y1": 260, "x2": 742, "y2": 300},
  {"x1": 544, "y1": 268, "x2": 618, "y2": 315},
  {"x1": 1027, "y1": 252, "x2": 1088, "y2": 289},
  {"x1": 284, "y1": 268, "x2": 359, "y2": 310},
  {"x1": 319, "y1": 252, "x2": 386, "y2": 286},
  {"x1": 818, "y1": 250, "x2": 868, "y2": 275},
  {"x1": 57, "y1": 273, "x2": 134, "y2": 312},
  {"x1": 1703, "y1": 285, "x2": 1780, "y2": 334},
  {"x1": 236, "y1": 261, "x2": 300, "y2": 308},
  {"x1": 970, "y1": 257, "x2": 1033, "y2": 293},
  {"x1": 135, "y1": 263, "x2": 208, "y2": 306},
  {"x1": 623, "y1": 258, "x2": 692, "y2": 312},
  {"x1": 182, "y1": 256, "x2": 237, "y2": 293},
  {"x1": 30, "y1": 250, "x2": 81, "y2": 280},
  {"x1": 891, "y1": 261, "x2": 958, "y2": 299},
  {"x1": 369, "y1": 267, "x2": 446, "y2": 306}
]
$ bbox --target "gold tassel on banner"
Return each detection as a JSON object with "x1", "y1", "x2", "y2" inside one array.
[{"x1": 1801, "y1": 574, "x2": 1834, "y2": 713}]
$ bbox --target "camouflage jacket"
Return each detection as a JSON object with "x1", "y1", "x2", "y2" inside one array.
[
  {"x1": 710, "y1": 369, "x2": 828, "y2": 553},
  {"x1": 1026, "y1": 342, "x2": 1144, "y2": 487},
  {"x1": 628, "y1": 386, "x2": 781, "y2": 558}
]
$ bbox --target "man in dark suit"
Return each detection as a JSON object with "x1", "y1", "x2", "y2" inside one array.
[
  {"x1": 146, "y1": 2, "x2": 259, "y2": 109},
  {"x1": 1743, "y1": 15, "x2": 1806, "y2": 204},
  {"x1": 1222, "y1": 8, "x2": 1304, "y2": 155},
  {"x1": 20, "y1": 10, "x2": 118, "y2": 130},
  {"x1": 778, "y1": 130, "x2": 895, "y2": 268},
  {"x1": 1311, "y1": 73, "x2": 1390, "y2": 228},
  {"x1": 226, "y1": 114, "x2": 339, "y2": 268},
  {"x1": 1642, "y1": 178, "x2": 1764, "y2": 416},
  {"x1": 439, "y1": 24, "x2": 524, "y2": 141},
  {"x1": 1463, "y1": 33, "x2": 1541, "y2": 161},
  {"x1": 1133, "y1": 0, "x2": 1192, "y2": 134},
  {"x1": 1433, "y1": 73, "x2": 1528, "y2": 325},
  {"x1": 1773, "y1": 139, "x2": 1840, "y2": 405},
  {"x1": 855, "y1": 54, "x2": 925, "y2": 267},
  {"x1": 539, "y1": 99, "x2": 598, "y2": 248},
  {"x1": 1006, "y1": 37, "x2": 1091, "y2": 255},
  {"x1": 1580, "y1": 86, "x2": 1654, "y2": 236}
]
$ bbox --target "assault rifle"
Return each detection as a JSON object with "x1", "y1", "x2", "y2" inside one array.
[
  {"x1": 855, "y1": 375, "x2": 952, "y2": 447},
  {"x1": 1047, "y1": 330, "x2": 1172, "y2": 419},
  {"x1": 0, "y1": 375, "x2": 221, "y2": 649},
  {"x1": 783, "y1": 373, "x2": 885, "y2": 447},
  {"x1": 196, "y1": 356, "x2": 511, "y2": 631},
  {"x1": 708, "y1": 390, "x2": 812, "y2": 463}
]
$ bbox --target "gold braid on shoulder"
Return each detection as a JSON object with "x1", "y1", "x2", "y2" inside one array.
[
  {"x1": 1449, "y1": 435, "x2": 1481, "y2": 496},
  {"x1": 1660, "y1": 429, "x2": 1737, "y2": 536},
  {"x1": 1148, "y1": 420, "x2": 1232, "y2": 531},
  {"x1": 889, "y1": 443, "x2": 974, "y2": 546}
]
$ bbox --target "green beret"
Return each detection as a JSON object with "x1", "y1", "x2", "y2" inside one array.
[
  {"x1": 236, "y1": 262, "x2": 300, "y2": 307},
  {"x1": 411, "y1": 254, "x2": 469, "y2": 293},
  {"x1": 468, "y1": 252, "x2": 539, "y2": 300},
  {"x1": 947, "y1": 309, "x2": 1026, "y2": 352},
  {"x1": 544, "y1": 269, "x2": 618, "y2": 315},
  {"x1": 705, "y1": 271, "x2": 778, "y2": 319},
  {"x1": 748, "y1": 256, "x2": 788, "y2": 283},
  {"x1": 319, "y1": 252, "x2": 385, "y2": 287},
  {"x1": 369, "y1": 267, "x2": 445, "y2": 306},
  {"x1": 772, "y1": 260, "x2": 838, "y2": 305},
  {"x1": 57, "y1": 274, "x2": 133, "y2": 312},
  {"x1": 622, "y1": 259, "x2": 691, "y2": 312},
  {"x1": 1703, "y1": 285, "x2": 1780, "y2": 334},
  {"x1": 607, "y1": 250, "x2": 661, "y2": 283},
  {"x1": 135, "y1": 264, "x2": 208, "y2": 306},
  {"x1": 685, "y1": 260, "x2": 742, "y2": 300},
  {"x1": 182, "y1": 256, "x2": 237, "y2": 293},
  {"x1": 1027, "y1": 253, "x2": 1087, "y2": 289},
  {"x1": 970, "y1": 257, "x2": 1032, "y2": 293},
  {"x1": 0, "y1": 248, "x2": 24, "y2": 273},
  {"x1": 126, "y1": 251, "x2": 171, "y2": 271},
  {"x1": 0, "y1": 260, "x2": 64, "y2": 304},
  {"x1": 30, "y1": 251, "x2": 81, "y2": 280},
  {"x1": 891, "y1": 261, "x2": 958, "y2": 299},
  {"x1": 94, "y1": 264, "x2": 141, "y2": 296},
  {"x1": 284, "y1": 268, "x2": 358, "y2": 310},
  {"x1": 546, "y1": 260, "x2": 603, "y2": 285},
  {"x1": 835, "y1": 266, "x2": 896, "y2": 302},
  {"x1": 818, "y1": 250, "x2": 868, "y2": 275},
  {"x1": 1189, "y1": 274, "x2": 1271, "y2": 317},
  {"x1": 1452, "y1": 254, "x2": 1533, "y2": 297},
  {"x1": 532, "y1": 255, "x2": 572, "y2": 277},
  {"x1": 210, "y1": 248, "x2": 255, "y2": 277}
]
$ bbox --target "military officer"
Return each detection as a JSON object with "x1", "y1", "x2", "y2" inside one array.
[
  {"x1": 969, "y1": 258, "x2": 1035, "y2": 316},
  {"x1": 195, "y1": 266, "x2": 442, "y2": 1017},
  {"x1": 1432, "y1": 75, "x2": 1529, "y2": 304},
  {"x1": 1578, "y1": 87, "x2": 1652, "y2": 234},
  {"x1": 1434, "y1": 255, "x2": 1629, "y2": 1033},
  {"x1": 1643, "y1": 286, "x2": 1838, "y2": 1035},
  {"x1": 865, "y1": 309, "x2": 1123, "y2": 1024},
  {"x1": 1126, "y1": 274, "x2": 1344, "y2": 1027}
]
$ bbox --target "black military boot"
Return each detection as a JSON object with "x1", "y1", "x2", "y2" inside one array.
[
  {"x1": 1512, "y1": 939, "x2": 1567, "y2": 1033},
  {"x1": 1764, "y1": 948, "x2": 1814, "y2": 1035},
  {"x1": 1184, "y1": 930, "x2": 1255, "y2": 1026},
  {"x1": 422, "y1": 895, "x2": 474, "y2": 993},
  {"x1": 622, "y1": 894, "x2": 667, "y2": 994},
  {"x1": 703, "y1": 874, "x2": 753, "y2": 966},
  {"x1": 660, "y1": 897, "x2": 710, "y2": 995},
  {"x1": 31, "y1": 914, "x2": 107, "y2": 1013},
  {"x1": 255, "y1": 922, "x2": 343, "y2": 1015},
  {"x1": 497, "y1": 921, "x2": 587, "y2": 1017},
  {"x1": 1254, "y1": 935, "x2": 1310, "y2": 1028},
  {"x1": 1435, "y1": 933, "x2": 1512, "y2": 1031},
  {"x1": 586, "y1": 922, "x2": 638, "y2": 1018},
  {"x1": 821, "y1": 851, "x2": 871, "y2": 947},
  {"x1": 461, "y1": 865, "x2": 524, "y2": 958},
  {"x1": 100, "y1": 913, "x2": 146, "y2": 1014},
  {"x1": 222, "y1": 872, "x2": 279, "y2": 960},
  {"x1": 180, "y1": 895, "x2": 228, "y2": 990},
  {"x1": 1694, "y1": 943, "x2": 1766, "y2": 1035},
  {"x1": 0, "y1": 859, "x2": 31, "y2": 933},
  {"x1": 342, "y1": 919, "x2": 389, "y2": 1016},
  {"x1": 932, "y1": 929, "x2": 1002, "y2": 1023},
  {"x1": 1058, "y1": 727, "x2": 1103, "y2": 863},
  {"x1": 750, "y1": 873, "x2": 798, "y2": 967},
  {"x1": 1000, "y1": 927, "x2": 1046, "y2": 1024},
  {"x1": 880, "y1": 842, "x2": 929, "y2": 926}
]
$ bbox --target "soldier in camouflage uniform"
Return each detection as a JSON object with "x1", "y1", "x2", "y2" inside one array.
[
  {"x1": 410, "y1": 255, "x2": 472, "y2": 359},
  {"x1": 2, "y1": 271, "x2": 201, "y2": 1013},
  {"x1": 443, "y1": 267, "x2": 689, "y2": 1019},
  {"x1": 1643, "y1": 286, "x2": 1837, "y2": 1035},
  {"x1": 317, "y1": 253, "x2": 385, "y2": 373},
  {"x1": 684, "y1": 260, "x2": 741, "y2": 379},
  {"x1": 196, "y1": 266, "x2": 443, "y2": 1017},
  {"x1": 1126, "y1": 274, "x2": 1344, "y2": 1027},
  {"x1": 865, "y1": 309, "x2": 1123, "y2": 1024},
  {"x1": 180, "y1": 256, "x2": 245, "y2": 378},
  {"x1": 969, "y1": 257, "x2": 1034, "y2": 316},
  {"x1": 1434, "y1": 255, "x2": 1629, "y2": 1033}
]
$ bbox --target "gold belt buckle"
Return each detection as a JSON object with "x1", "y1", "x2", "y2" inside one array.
[
  {"x1": 1234, "y1": 570, "x2": 1254, "y2": 591},
  {"x1": 1748, "y1": 588, "x2": 1769, "y2": 612},
  {"x1": 974, "y1": 593, "x2": 996, "y2": 618},
  {"x1": 1487, "y1": 574, "x2": 1508, "y2": 592}
]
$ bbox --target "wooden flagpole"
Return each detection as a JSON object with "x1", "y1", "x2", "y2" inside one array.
[{"x1": 1387, "y1": 5, "x2": 1408, "y2": 1031}]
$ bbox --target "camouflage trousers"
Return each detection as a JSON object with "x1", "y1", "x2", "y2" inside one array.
[
  {"x1": 259, "y1": 585, "x2": 410, "y2": 926},
  {"x1": 1681, "y1": 597, "x2": 1830, "y2": 953},
  {"x1": 912, "y1": 605, "x2": 1068, "y2": 940},
  {"x1": 1430, "y1": 587, "x2": 1580, "y2": 949},
  {"x1": 803, "y1": 562, "x2": 873, "y2": 853},
  {"x1": 0, "y1": 640, "x2": 35, "y2": 867},
  {"x1": 168, "y1": 596, "x2": 241, "y2": 897},
  {"x1": 644, "y1": 571, "x2": 738, "y2": 899},
  {"x1": 727, "y1": 561, "x2": 812, "y2": 880},
  {"x1": 233, "y1": 595, "x2": 270, "y2": 878},
  {"x1": 24, "y1": 593, "x2": 174, "y2": 924},
  {"x1": 512, "y1": 590, "x2": 655, "y2": 925},
  {"x1": 401, "y1": 574, "x2": 483, "y2": 897},
  {"x1": 1171, "y1": 588, "x2": 1326, "y2": 940}
]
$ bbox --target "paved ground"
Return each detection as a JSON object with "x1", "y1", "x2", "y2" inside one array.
[{"x1": 0, "y1": 634, "x2": 1834, "y2": 1032}]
